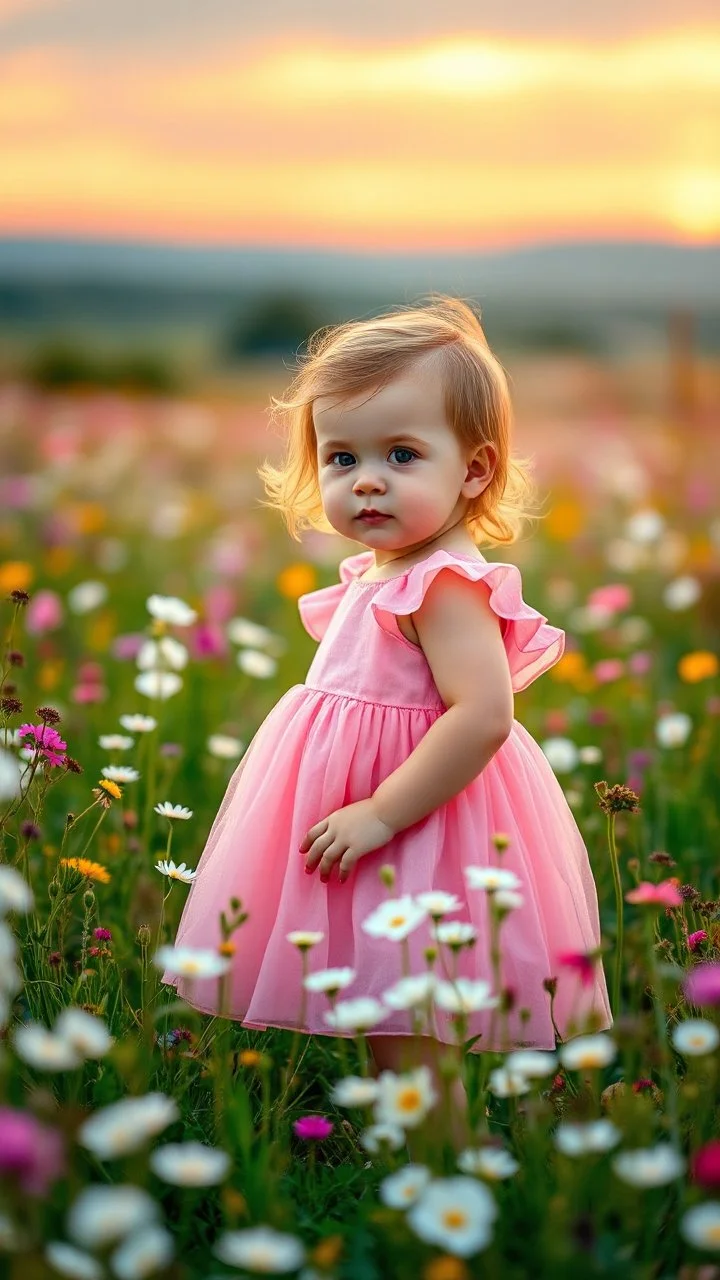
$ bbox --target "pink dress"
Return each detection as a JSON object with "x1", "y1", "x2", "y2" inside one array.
[{"x1": 162, "y1": 547, "x2": 612, "y2": 1050}]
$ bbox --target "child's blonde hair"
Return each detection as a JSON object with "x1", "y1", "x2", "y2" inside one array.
[{"x1": 258, "y1": 294, "x2": 540, "y2": 547}]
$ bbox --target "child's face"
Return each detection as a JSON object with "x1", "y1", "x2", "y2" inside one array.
[{"x1": 313, "y1": 354, "x2": 492, "y2": 554}]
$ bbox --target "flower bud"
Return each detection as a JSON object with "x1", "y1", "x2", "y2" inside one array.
[
  {"x1": 136, "y1": 924, "x2": 152, "y2": 946},
  {"x1": 379, "y1": 864, "x2": 396, "y2": 889}
]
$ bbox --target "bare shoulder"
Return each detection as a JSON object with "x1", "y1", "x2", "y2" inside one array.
[{"x1": 411, "y1": 568, "x2": 513, "y2": 727}]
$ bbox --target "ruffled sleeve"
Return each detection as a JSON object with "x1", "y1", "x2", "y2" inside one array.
[
  {"x1": 297, "y1": 551, "x2": 374, "y2": 641},
  {"x1": 369, "y1": 550, "x2": 565, "y2": 692}
]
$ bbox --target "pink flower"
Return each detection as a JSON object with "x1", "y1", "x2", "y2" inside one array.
[
  {"x1": 593, "y1": 659, "x2": 625, "y2": 684},
  {"x1": 0, "y1": 1107, "x2": 64, "y2": 1196},
  {"x1": 292, "y1": 1115, "x2": 334, "y2": 1141},
  {"x1": 687, "y1": 930, "x2": 708, "y2": 952},
  {"x1": 625, "y1": 879, "x2": 683, "y2": 908},
  {"x1": 544, "y1": 709, "x2": 570, "y2": 734},
  {"x1": 189, "y1": 621, "x2": 228, "y2": 660},
  {"x1": 93, "y1": 927, "x2": 112, "y2": 941},
  {"x1": 70, "y1": 683, "x2": 107, "y2": 705},
  {"x1": 25, "y1": 590, "x2": 63, "y2": 635},
  {"x1": 683, "y1": 962, "x2": 720, "y2": 1007},
  {"x1": 628, "y1": 651, "x2": 653, "y2": 677},
  {"x1": 587, "y1": 583, "x2": 633, "y2": 615},
  {"x1": 18, "y1": 723, "x2": 68, "y2": 768},
  {"x1": 111, "y1": 633, "x2": 146, "y2": 661},
  {"x1": 557, "y1": 951, "x2": 598, "y2": 988}
]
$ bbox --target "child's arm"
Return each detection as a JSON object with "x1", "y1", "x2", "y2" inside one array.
[{"x1": 371, "y1": 570, "x2": 514, "y2": 835}]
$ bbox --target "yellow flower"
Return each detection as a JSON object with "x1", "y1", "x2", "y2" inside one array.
[
  {"x1": 276, "y1": 562, "x2": 317, "y2": 599},
  {"x1": 311, "y1": 1235, "x2": 344, "y2": 1268},
  {"x1": 545, "y1": 500, "x2": 585, "y2": 542},
  {"x1": 72, "y1": 502, "x2": 107, "y2": 535},
  {"x1": 423, "y1": 1258, "x2": 470, "y2": 1280},
  {"x1": 38, "y1": 659, "x2": 65, "y2": 692},
  {"x1": 237, "y1": 1049, "x2": 262, "y2": 1068},
  {"x1": 218, "y1": 941, "x2": 236, "y2": 957},
  {"x1": 0, "y1": 561, "x2": 34, "y2": 593},
  {"x1": 44, "y1": 546, "x2": 75, "y2": 577},
  {"x1": 550, "y1": 652, "x2": 587, "y2": 683},
  {"x1": 60, "y1": 857, "x2": 111, "y2": 884},
  {"x1": 98, "y1": 779, "x2": 122, "y2": 800},
  {"x1": 678, "y1": 650, "x2": 718, "y2": 683}
]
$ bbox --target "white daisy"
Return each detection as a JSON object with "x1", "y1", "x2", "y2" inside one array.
[
  {"x1": 671, "y1": 1018, "x2": 720, "y2": 1056},
  {"x1": 680, "y1": 1202, "x2": 720, "y2": 1251},
  {"x1": 578, "y1": 745, "x2": 603, "y2": 765},
  {"x1": 493, "y1": 889, "x2": 524, "y2": 912},
  {"x1": 303, "y1": 967, "x2": 356, "y2": 993},
  {"x1": 14, "y1": 1023, "x2": 82, "y2": 1071},
  {"x1": 154, "y1": 945, "x2": 231, "y2": 980},
  {"x1": 54, "y1": 1007, "x2": 114, "y2": 1059},
  {"x1": 101, "y1": 766, "x2": 140, "y2": 784},
  {"x1": 98, "y1": 734, "x2": 134, "y2": 752},
  {"x1": 149, "y1": 1142, "x2": 231, "y2": 1186},
  {"x1": 0, "y1": 865, "x2": 34, "y2": 915},
  {"x1": 625, "y1": 509, "x2": 665, "y2": 544},
  {"x1": 540, "y1": 737, "x2": 580, "y2": 774},
  {"x1": 361, "y1": 896, "x2": 429, "y2": 942},
  {"x1": 67, "y1": 1185, "x2": 160, "y2": 1248},
  {"x1": 382, "y1": 974, "x2": 438, "y2": 1010},
  {"x1": 134, "y1": 671, "x2": 183, "y2": 701},
  {"x1": 77, "y1": 1093, "x2": 179, "y2": 1159},
  {"x1": 0, "y1": 748, "x2": 21, "y2": 802},
  {"x1": 67, "y1": 581, "x2": 108, "y2": 615},
  {"x1": 237, "y1": 649, "x2": 277, "y2": 679},
  {"x1": 136, "y1": 636, "x2": 188, "y2": 673},
  {"x1": 323, "y1": 997, "x2": 390, "y2": 1032},
  {"x1": 45, "y1": 1241, "x2": 104, "y2": 1280},
  {"x1": 655, "y1": 712, "x2": 692, "y2": 748},
  {"x1": 434, "y1": 979, "x2": 500, "y2": 1014},
  {"x1": 435, "y1": 921, "x2": 477, "y2": 947},
  {"x1": 329, "y1": 1076, "x2": 380, "y2": 1108},
  {"x1": 379, "y1": 1164, "x2": 433, "y2": 1208},
  {"x1": 464, "y1": 867, "x2": 522, "y2": 893},
  {"x1": 612, "y1": 1144, "x2": 685, "y2": 1187},
  {"x1": 119, "y1": 714, "x2": 157, "y2": 733},
  {"x1": 504, "y1": 1050, "x2": 558, "y2": 1078},
  {"x1": 286, "y1": 930, "x2": 324, "y2": 949},
  {"x1": 553, "y1": 1120, "x2": 622, "y2": 1156},
  {"x1": 154, "y1": 802, "x2": 194, "y2": 821},
  {"x1": 406, "y1": 1176, "x2": 497, "y2": 1257},
  {"x1": 415, "y1": 891, "x2": 463, "y2": 918},
  {"x1": 558, "y1": 1034, "x2": 617, "y2": 1071},
  {"x1": 663, "y1": 575, "x2": 702, "y2": 611},
  {"x1": 487, "y1": 1068, "x2": 531, "y2": 1098},
  {"x1": 154, "y1": 860, "x2": 197, "y2": 885},
  {"x1": 146, "y1": 594, "x2": 197, "y2": 627},
  {"x1": 373, "y1": 1065, "x2": 439, "y2": 1130},
  {"x1": 227, "y1": 617, "x2": 277, "y2": 649},
  {"x1": 359, "y1": 1123, "x2": 407, "y2": 1154},
  {"x1": 206, "y1": 733, "x2": 244, "y2": 759},
  {"x1": 457, "y1": 1147, "x2": 520, "y2": 1180},
  {"x1": 109, "y1": 1225, "x2": 174, "y2": 1280},
  {"x1": 213, "y1": 1226, "x2": 305, "y2": 1273}
]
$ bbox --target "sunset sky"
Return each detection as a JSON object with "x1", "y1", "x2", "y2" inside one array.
[{"x1": 1, "y1": 0, "x2": 718, "y2": 250}]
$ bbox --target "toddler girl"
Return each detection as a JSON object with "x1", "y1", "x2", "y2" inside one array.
[{"x1": 162, "y1": 296, "x2": 612, "y2": 1122}]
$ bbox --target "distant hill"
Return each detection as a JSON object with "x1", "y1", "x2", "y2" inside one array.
[{"x1": 0, "y1": 237, "x2": 718, "y2": 307}]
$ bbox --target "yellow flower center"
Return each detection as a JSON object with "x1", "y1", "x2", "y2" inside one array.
[
  {"x1": 389, "y1": 915, "x2": 407, "y2": 927},
  {"x1": 398, "y1": 1088, "x2": 421, "y2": 1112},
  {"x1": 705, "y1": 1225, "x2": 720, "y2": 1244},
  {"x1": 442, "y1": 1209, "x2": 468, "y2": 1230}
]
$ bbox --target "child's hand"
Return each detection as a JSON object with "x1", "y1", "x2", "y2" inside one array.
[{"x1": 300, "y1": 800, "x2": 396, "y2": 884}]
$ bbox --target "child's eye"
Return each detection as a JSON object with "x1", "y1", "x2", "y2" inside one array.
[
  {"x1": 327, "y1": 452, "x2": 356, "y2": 468},
  {"x1": 389, "y1": 447, "x2": 417, "y2": 465}
]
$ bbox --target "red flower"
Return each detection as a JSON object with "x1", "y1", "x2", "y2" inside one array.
[
  {"x1": 292, "y1": 1115, "x2": 334, "y2": 1141},
  {"x1": 557, "y1": 951, "x2": 598, "y2": 988},
  {"x1": 691, "y1": 1141, "x2": 720, "y2": 1188}
]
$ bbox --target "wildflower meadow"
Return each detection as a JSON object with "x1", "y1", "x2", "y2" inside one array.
[{"x1": 1, "y1": 367, "x2": 719, "y2": 1280}]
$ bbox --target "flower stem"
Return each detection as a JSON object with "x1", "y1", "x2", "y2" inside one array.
[{"x1": 606, "y1": 812, "x2": 624, "y2": 1016}]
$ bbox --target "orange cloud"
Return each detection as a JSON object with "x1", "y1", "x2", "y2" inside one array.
[{"x1": 1, "y1": 27, "x2": 718, "y2": 247}]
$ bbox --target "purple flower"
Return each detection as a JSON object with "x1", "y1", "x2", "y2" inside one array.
[
  {"x1": 292, "y1": 1115, "x2": 334, "y2": 1141},
  {"x1": 17, "y1": 722, "x2": 68, "y2": 768},
  {"x1": 0, "y1": 1107, "x2": 64, "y2": 1196},
  {"x1": 683, "y1": 962, "x2": 720, "y2": 1007},
  {"x1": 93, "y1": 927, "x2": 112, "y2": 941}
]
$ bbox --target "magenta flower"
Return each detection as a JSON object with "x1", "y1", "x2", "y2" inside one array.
[
  {"x1": 25, "y1": 590, "x2": 63, "y2": 635},
  {"x1": 18, "y1": 723, "x2": 68, "y2": 768},
  {"x1": 0, "y1": 1107, "x2": 64, "y2": 1196},
  {"x1": 93, "y1": 927, "x2": 112, "y2": 941},
  {"x1": 687, "y1": 930, "x2": 708, "y2": 952},
  {"x1": 683, "y1": 962, "x2": 720, "y2": 1007},
  {"x1": 292, "y1": 1115, "x2": 334, "y2": 1141},
  {"x1": 625, "y1": 879, "x2": 683, "y2": 908},
  {"x1": 557, "y1": 950, "x2": 598, "y2": 988}
]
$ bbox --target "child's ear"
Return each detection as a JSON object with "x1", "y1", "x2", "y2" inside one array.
[{"x1": 463, "y1": 443, "x2": 497, "y2": 499}]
